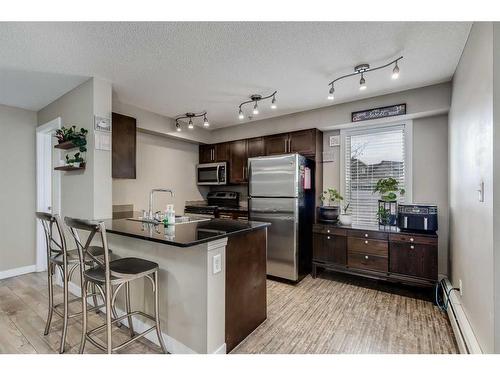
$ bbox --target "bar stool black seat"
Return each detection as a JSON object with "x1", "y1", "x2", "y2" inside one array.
[{"x1": 64, "y1": 216, "x2": 167, "y2": 354}]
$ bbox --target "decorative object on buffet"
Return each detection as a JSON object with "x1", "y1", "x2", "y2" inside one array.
[
  {"x1": 373, "y1": 177, "x2": 405, "y2": 226},
  {"x1": 238, "y1": 91, "x2": 277, "y2": 120},
  {"x1": 318, "y1": 188, "x2": 343, "y2": 223},
  {"x1": 175, "y1": 112, "x2": 209, "y2": 132},
  {"x1": 352, "y1": 103, "x2": 406, "y2": 122},
  {"x1": 338, "y1": 202, "x2": 352, "y2": 226},
  {"x1": 326, "y1": 56, "x2": 403, "y2": 101}
]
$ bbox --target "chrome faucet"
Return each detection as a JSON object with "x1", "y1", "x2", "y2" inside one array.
[{"x1": 148, "y1": 188, "x2": 174, "y2": 220}]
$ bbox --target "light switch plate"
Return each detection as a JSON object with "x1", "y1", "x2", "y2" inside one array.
[
  {"x1": 212, "y1": 254, "x2": 222, "y2": 274},
  {"x1": 329, "y1": 135, "x2": 340, "y2": 147}
]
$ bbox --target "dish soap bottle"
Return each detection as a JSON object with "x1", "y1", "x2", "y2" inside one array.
[{"x1": 163, "y1": 204, "x2": 175, "y2": 226}]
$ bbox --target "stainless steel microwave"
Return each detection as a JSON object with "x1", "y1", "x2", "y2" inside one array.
[{"x1": 196, "y1": 162, "x2": 227, "y2": 185}]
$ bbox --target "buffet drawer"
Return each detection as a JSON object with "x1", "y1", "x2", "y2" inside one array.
[
  {"x1": 348, "y1": 253, "x2": 388, "y2": 273},
  {"x1": 313, "y1": 224, "x2": 347, "y2": 236},
  {"x1": 348, "y1": 237, "x2": 388, "y2": 257},
  {"x1": 389, "y1": 233, "x2": 437, "y2": 245},
  {"x1": 348, "y1": 229, "x2": 388, "y2": 241}
]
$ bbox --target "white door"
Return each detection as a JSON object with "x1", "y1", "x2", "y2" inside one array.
[{"x1": 36, "y1": 118, "x2": 61, "y2": 272}]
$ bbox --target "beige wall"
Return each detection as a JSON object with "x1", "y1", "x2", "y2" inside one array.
[
  {"x1": 0, "y1": 104, "x2": 37, "y2": 271},
  {"x1": 494, "y1": 21, "x2": 500, "y2": 354},
  {"x1": 112, "y1": 130, "x2": 205, "y2": 215},
  {"x1": 38, "y1": 78, "x2": 113, "y2": 221},
  {"x1": 449, "y1": 22, "x2": 494, "y2": 353},
  {"x1": 322, "y1": 116, "x2": 449, "y2": 275},
  {"x1": 210, "y1": 82, "x2": 451, "y2": 143}
]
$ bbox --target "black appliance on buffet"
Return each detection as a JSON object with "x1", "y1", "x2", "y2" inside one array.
[{"x1": 397, "y1": 204, "x2": 438, "y2": 233}]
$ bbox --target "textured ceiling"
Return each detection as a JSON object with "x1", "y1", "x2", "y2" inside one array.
[{"x1": 0, "y1": 22, "x2": 471, "y2": 128}]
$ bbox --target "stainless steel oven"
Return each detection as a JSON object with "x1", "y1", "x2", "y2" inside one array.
[{"x1": 196, "y1": 162, "x2": 227, "y2": 185}]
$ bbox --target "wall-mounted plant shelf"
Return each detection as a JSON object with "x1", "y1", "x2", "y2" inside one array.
[
  {"x1": 54, "y1": 140, "x2": 79, "y2": 150},
  {"x1": 54, "y1": 164, "x2": 86, "y2": 172}
]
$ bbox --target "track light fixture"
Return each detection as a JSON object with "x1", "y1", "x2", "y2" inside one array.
[
  {"x1": 175, "y1": 112, "x2": 209, "y2": 132},
  {"x1": 238, "y1": 91, "x2": 278, "y2": 120},
  {"x1": 326, "y1": 56, "x2": 403, "y2": 101}
]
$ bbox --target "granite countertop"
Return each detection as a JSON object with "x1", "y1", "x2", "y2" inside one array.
[
  {"x1": 186, "y1": 201, "x2": 248, "y2": 213},
  {"x1": 103, "y1": 218, "x2": 270, "y2": 247}
]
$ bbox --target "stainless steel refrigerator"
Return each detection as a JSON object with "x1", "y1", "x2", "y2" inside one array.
[{"x1": 248, "y1": 153, "x2": 314, "y2": 282}]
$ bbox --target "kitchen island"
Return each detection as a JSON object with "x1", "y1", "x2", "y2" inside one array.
[{"x1": 102, "y1": 217, "x2": 270, "y2": 354}]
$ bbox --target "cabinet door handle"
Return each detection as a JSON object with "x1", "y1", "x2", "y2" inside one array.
[
  {"x1": 410, "y1": 237, "x2": 414, "y2": 242},
  {"x1": 327, "y1": 236, "x2": 330, "y2": 240},
  {"x1": 410, "y1": 245, "x2": 415, "y2": 249},
  {"x1": 364, "y1": 240, "x2": 368, "y2": 244},
  {"x1": 327, "y1": 229, "x2": 330, "y2": 233},
  {"x1": 364, "y1": 233, "x2": 369, "y2": 238},
  {"x1": 288, "y1": 139, "x2": 291, "y2": 153},
  {"x1": 364, "y1": 255, "x2": 369, "y2": 260}
]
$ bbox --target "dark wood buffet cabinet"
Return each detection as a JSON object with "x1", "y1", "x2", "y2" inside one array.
[{"x1": 312, "y1": 223, "x2": 438, "y2": 287}]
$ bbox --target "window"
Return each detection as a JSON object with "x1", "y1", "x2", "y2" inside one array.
[{"x1": 341, "y1": 123, "x2": 411, "y2": 226}]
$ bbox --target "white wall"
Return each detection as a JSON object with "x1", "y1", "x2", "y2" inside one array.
[
  {"x1": 38, "y1": 78, "x2": 113, "y2": 220},
  {"x1": 0, "y1": 104, "x2": 37, "y2": 271},
  {"x1": 112, "y1": 130, "x2": 205, "y2": 215},
  {"x1": 494, "y1": 21, "x2": 500, "y2": 354},
  {"x1": 449, "y1": 22, "x2": 494, "y2": 353}
]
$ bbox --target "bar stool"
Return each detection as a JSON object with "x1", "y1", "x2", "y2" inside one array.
[
  {"x1": 35, "y1": 212, "x2": 111, "y2": 353},
  {"x1": 64, "y1": 217, "x2": 167, "y2": 354}
]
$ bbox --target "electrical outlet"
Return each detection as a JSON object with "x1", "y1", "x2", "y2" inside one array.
[
  {"x1": 459, "y1": 279, "x2": 463, "y2": 296},
  {"x1": 212, "y1": 254, "x2": 222, "y2": 274}
]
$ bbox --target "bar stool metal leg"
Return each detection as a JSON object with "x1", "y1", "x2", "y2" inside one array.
[
  {"x1": 79, "y1": 280, "x2": 88, "y2": 354},
  {"x1": 125, "y1": 282, "x2": 134, "y2": 337},
  {"x1": 44, "y1": 263, "x2": 54, "y2": 336},
  {"x1": 59, "y1": 264, "x2": 69, "y2": 353},
  {"x1": 154, "y1": 271, "x2": 167, "y2": 353}
]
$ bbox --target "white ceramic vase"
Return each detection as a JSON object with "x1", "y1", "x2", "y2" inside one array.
[{"x1": 338, "y1": 214, "x2": 353, "y2": 226}]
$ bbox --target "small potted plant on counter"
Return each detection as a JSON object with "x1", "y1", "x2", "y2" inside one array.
[
  {"x1": 318, "y1": 188, "x2": 343, "y2": 223},
  {"x1": 338, "y1": 202, "x2": 352, "y2": 226},
  {"x1": 373, "y1": 177, "x2": 405, "y2": 225}
]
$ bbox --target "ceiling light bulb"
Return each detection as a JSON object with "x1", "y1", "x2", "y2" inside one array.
[
  {"x1": 359, "y1": 74, "x2": 367, "y2": 91},
  {"x1": 270, "y1": 96, "x2": 277, "y2": 109},
  {"x1": 392, "y1": 62, "x2": 400, "y2": 79},
  {"x1": 188, "y1": 119, "x2": 194, "y2": 129},
  {"x1": 238, "y1": 109, "x2": 244, "y2": 120},
  {"x1": 203, "y1": 116, "x2": 209, "y2": 127},
  {"x1": 253, "y1": 102, "x2": 259, "y2": 115},
  {"x1": 327, "y1": 85, "x2": 335, "y2": 100}
]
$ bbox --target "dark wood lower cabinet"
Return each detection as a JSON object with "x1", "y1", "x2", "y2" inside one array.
[
  {"x1": 312, "y1": 224, "x2": 438, "y2": 287},
  {"x1": 225, "y1": 228, "x2": 267, "y2": 352}
]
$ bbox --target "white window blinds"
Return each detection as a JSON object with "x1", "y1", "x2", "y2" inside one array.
[{"x1": 344, "y1": 125, "x2": 407, "y2": 226}]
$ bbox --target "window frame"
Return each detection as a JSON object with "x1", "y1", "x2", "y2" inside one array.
[{"x1": 339, "y1": 120, "x2": 413, "y2": 222}]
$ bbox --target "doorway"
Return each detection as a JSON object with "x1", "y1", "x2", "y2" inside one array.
[{"x1": 36, "y1": 117, "x2": 61, "y2": 272}]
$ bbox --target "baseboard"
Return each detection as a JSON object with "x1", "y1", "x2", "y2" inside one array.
[
  {"x1": 0, "y1": 265, "x2": 36, "y2": 280},
  {"x1": 58, "y1": 278, "x2": 224, "y2": 354},
  {"x1": 442, "y1": 278, "x2": 482, "y2": 354}
]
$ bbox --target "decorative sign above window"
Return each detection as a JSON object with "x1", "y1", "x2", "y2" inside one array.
[{"x1": 351, "y1": 103, "x2": 406, "y2": 123}]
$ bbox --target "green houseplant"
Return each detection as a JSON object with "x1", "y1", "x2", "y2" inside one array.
[
  {"x1": 318, "y1": 188, "x2": 343, "y2": 222},
  {"x1": 65, "y1": 152, "x2": 85, "y2": 168},
  {"x1": 55, "y1": 126, "x2": 88, "y2": 153},
  {"x1": 373, "y1": 177, "x2": 405, "y2": 225}
]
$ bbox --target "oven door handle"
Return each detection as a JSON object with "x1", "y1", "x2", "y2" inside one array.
[{"x1": 216, "y1": 165, "x2": 221, "y2": 183}]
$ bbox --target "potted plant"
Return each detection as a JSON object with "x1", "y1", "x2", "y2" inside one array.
[
  {"x1": 65, "y1": 152, "x2": 86, "y2": 168},
  {"x1": 318, "y1": 188, "x2": 343, "y2": 222},
  {"x1": 338, "y1": 202, "x2": 352, "y2": 226},
  {"x1": 55, "y1": 125, "x2": 88, "y2": 148},
  {"x1": 373, "y1": 177, "x2": 405, "y2": 225}
]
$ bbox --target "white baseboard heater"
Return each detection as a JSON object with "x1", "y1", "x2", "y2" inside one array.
[{"x1": 441, "y1": 278, "x2": 482, "y2": 354}]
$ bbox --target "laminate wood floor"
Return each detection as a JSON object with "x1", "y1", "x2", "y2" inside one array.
[{"x1": 0, "y1": 271, "x2": 457, "y2": 354}]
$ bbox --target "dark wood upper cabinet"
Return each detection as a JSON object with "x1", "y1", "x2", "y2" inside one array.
[
  {"x1": 264, "y1": 133, "x2": 289, "y2": 156},
  {"x1": 112, "y1": 112, "x2": 136, "y2": 179},
  {"x1": 199, "y1": 143, "x2": 229, "y2": 163},
  {"x1": 247, "y1": 137, "x2": 265, "y2": 158},
  {"x1": 199, "y1": 144, "x2": 214, "y2": 164},
  {"x1": 289, "y1": 129, "x2": 317, "y2": 157},
  {"x1": 229, "y1": 140, "x2": 248, "y2": 184},
  {"x1": 215, "y1": 142, "x2": 230, "y2": 162}
]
